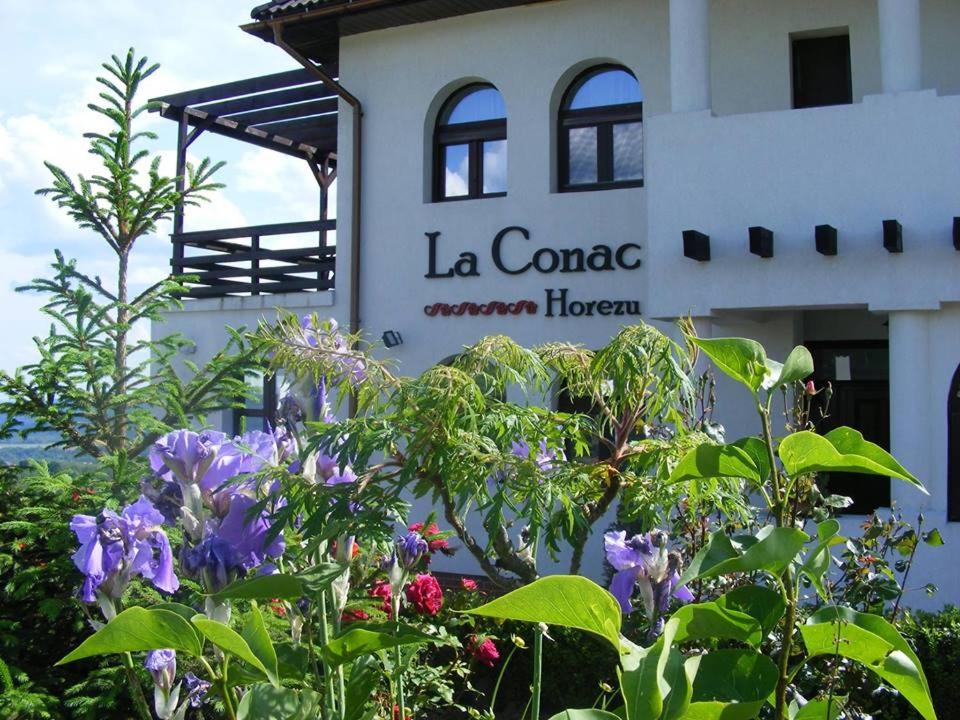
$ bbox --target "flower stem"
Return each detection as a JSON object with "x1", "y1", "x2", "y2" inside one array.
[
  {"x1": 392, "y1": 594, "x2": 405, "y2": 720},
  {"x1": 121, "y1": 651, "x2": 153, "y2": 720},
  {"x1": 531, "y1": 630, "x2": 543, "y2": 719},
  {"x1": 318, "y1": 590, "x2": 337, "y2": 719}
]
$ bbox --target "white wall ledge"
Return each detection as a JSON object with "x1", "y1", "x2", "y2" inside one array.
[{"x1": 168, "y1": 290, "x2": 336, "y2": 314}]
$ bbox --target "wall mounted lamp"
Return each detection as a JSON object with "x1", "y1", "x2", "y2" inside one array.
[{"x1": 382, "y1": 330, "x2": 403, "y2": 348}]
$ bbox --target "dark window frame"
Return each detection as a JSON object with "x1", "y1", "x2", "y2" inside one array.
[
  {"x1": 433, "y1": 83, "x2": 507, "y2": 202},
  {"x1": 791, "y1": 32, "x2": 853, "y2": 110},
  {"x1": 232, "y1": 372, "x2": 278, "y2": 435},
  {"x1": 558, "y1": 64, "x2": 644, "y2": 193},
  {"x1": 948, "y1": 365, "x2": 960, "y2": 521}
]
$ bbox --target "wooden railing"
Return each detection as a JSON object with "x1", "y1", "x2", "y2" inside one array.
[{"x1": 171, "y1": 220, "x2": 336, "y2": 298}]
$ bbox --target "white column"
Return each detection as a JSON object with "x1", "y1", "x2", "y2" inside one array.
[
  {"x1": 669, "y1": 0, "x2": 711, "y2": 112},
  {"x1": 878, "y1": 0, "x2": 922, "y2": 93},
  {"x1": 888, "y1": 311, "x2": 933, "y2": 509}
]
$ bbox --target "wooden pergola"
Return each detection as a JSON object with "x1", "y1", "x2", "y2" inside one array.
[{"x1": 150, "y1": 68, "x2": 340, "y2": 298}]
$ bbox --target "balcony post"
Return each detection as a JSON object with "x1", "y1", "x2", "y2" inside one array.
[
  {"x1": 878, "y1": 0, "x2": 922, "y2": 93},
  {"x1": 669, "y1": 0, "x2": 711, "y2": 112}
]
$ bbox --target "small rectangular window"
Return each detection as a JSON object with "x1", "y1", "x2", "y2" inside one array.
[
  {"x1": 567, "y1": 127, "x2": 598, "y2": 185},
  {"x1": 442, "y1": 144, "x2": 470, "y2": 198},
  {"x1": 792, "y1": 33, "x2": 852, "y2": 109},
  {"x1": 482, "y1": 140, "x2": 507, "y2": 194},
  {"x1": 612, "y1": 122, "x2": 643, "y2": 182}
]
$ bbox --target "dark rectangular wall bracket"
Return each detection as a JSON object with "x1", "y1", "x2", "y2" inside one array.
[
  {"x1": 815, "y1": 225, "x2": 838, "y2": 255},
  {"x1": 953, "y1": 217, "x2": 960, "y2": 251},
  {"x1": 883, "y1": 219, "x2": 903, "y2": 253},
  {"x1": 683, "y1": 230, "x2": 711, "y2": 261},
  {"x1": 749, "y1": 226, "x2": 774, "y2": 258}
]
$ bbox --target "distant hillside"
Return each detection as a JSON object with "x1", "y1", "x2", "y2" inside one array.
[{"x1": 0, "y1": 416, "x2": 89, "y2": 466}]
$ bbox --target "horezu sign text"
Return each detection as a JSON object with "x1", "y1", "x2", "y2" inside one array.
[{"x1": 422, "y1": 226, "x2": 642, "y2": 318}]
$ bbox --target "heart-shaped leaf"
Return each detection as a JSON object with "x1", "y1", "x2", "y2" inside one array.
[
  {"x1": 684, "y1": 649, "x2": 778, "y2": 719},
  {"x1": 465, "y1": 575, "x2": 622, "y2": 652},
  {"x1": 242, "y1": 605, "x2": 279, "y2": 687},
  {"x1": 320, "y1": 623, "x2": 438, "y2": 668},
  {"x1": 192, "y1": 615, "x2": 270, "y2": 681},
  {"x1": 689, "y1": 337, "x2": 768, "y2": 393},
  {"x1": 669, "y1": 602, "x2": 763, "y2": 647},
  {"x1": 57, "y1": 607, "x2": 202, "y2": 665},
  {"x1": 687, "y1": 527, "x2": 809, "y2": 582},
  {"x1": 669, "y1": 444, "x2": 762, "y2": 485}
]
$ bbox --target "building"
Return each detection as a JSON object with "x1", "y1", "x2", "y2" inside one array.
[{"x1": 152, "y1": 0, "x2": 960, "y2": 606}]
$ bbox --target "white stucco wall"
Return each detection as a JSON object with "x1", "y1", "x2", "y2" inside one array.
[{"x1": 158, "y1": 0, "x2": 960, "y2": 602}]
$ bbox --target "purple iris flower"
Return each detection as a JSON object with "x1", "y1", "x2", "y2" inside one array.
[
  {"x1": 299, "y1": 316, "x2": 367, "y2": 387},
  {"x1": 216, "y1": 492, "x2": 285, "y2": 571},
  {"x1": 183, "y1": 672, "x2": 211, "y2": 707},
  {"x1": 149, "y1": 430, "x2": 226, "y2": 487},
  {"x1": 604, "y1": 530, "x2": 693, "y2": 623},
  {"x1": 144, "y1": 649, "x2": 176, "y2": 693},
  {"x1": 182, "y1": 532, "x2": 236, "y2": 592},
  {"x1": 70, "y1": 496, "x2": 179, "y2": 602},
  {"x1": 396, "y1": 532, "x2": 429, "y2": 570}
]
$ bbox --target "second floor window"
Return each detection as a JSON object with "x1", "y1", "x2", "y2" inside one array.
[
  {"x1": 434, "y1": 83, "x2": 507, "y2": 201},
  {"x1": 559, "y1": 65, "x2": 643, "y2": 191}
]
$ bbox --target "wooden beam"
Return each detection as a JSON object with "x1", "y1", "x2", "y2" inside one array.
[
  {"x1": 152, "y1": 68, "x2": 320, "y2": 109},
  {"x1": 195, "y1": 83, "x2": 334, "y2": 116},
  {"x1": 227, "y1": 97, "x2": 338, "y2": 126},
  {"x1": 173, "y1": 219, "x2": 335, "y2": 243}
]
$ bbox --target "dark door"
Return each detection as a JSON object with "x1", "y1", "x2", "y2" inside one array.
[
  {"x1": 807, "y1": 341, "x2": 890, "y2": 514},
  {"x1": 949, "y1": 366, "x2": 960, "y2": 521},
  {"x1": 792, "y1": 35, "x2": 853, "y2": 109}
]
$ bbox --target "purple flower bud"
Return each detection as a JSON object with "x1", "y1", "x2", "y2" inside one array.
[
  {"x1": 144, "y1": 649, "x2": 176, "y2": 693},
  {"x1": 604, "y1": 530, "x2": 691, "y2": 625},
  {"x1": 396, "y1": 532, "x2": 429, "y2": 570}
]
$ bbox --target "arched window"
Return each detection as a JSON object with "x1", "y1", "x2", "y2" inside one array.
[
  {"x1": 558, "y1": 65, "x2": 643, "y2": 191},
  {"x1": 949, "y1": 365, "x2": 960, "y2": 521},
  {"x1": 434, "y1": 83, "x2": 507, "y2": 201}
]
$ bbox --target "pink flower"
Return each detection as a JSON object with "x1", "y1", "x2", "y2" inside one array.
[
  {"x1": 368, "y1": 579, "x2": 392, "y2": 617},
  {"x1": 467, "y1": 635, "x2": 500, "y2": 667},
  {"x1": 804, "y1": 380, "x2": 816, "y2": 395},
  {"x1": 341, "y1": 609, "x2": 370, "y2": 623},
  {"x1": 404, "y1": 573, "x2": 443, "y2": 616},
  {"x1": 460, "y1": 577, "x2": 478, "y2": 592}
]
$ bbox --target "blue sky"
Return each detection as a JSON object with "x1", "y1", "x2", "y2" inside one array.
[{"x1": 0, "y1": 1, "x2": 321, "y2": 373}]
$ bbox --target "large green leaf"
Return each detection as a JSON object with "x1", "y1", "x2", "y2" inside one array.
[
  {"x1": 689, "y1": 337, "x2": 768, "y2": 393},
  {"x1": 343, "y1": 655, "x2": 380, "y2": 720},
  {"x1": 678, "y1": 532, "x2": 738, "y2": 587},
  {"x1": 212, "y1": 563, "x2": 344, "y2": 601},
  {"x1": 56, "y1": 607, "x2": 202, "y2": 665},
  {"x1": 236, "y1": 684, "x2": 322, "y2": 720},
  {"x1": 669, "y1": 602, "x2": 763, "y2": 648},
  {"x1": 668, "y1": 444, "x2": 761, "y2": 485},
  {"x1": 778, "y1": 429, "x2": 924, "y2": 491},
  {"x1": 465, "y1": 575, "x2": 622, "y2": 652},
  {"x1": 689, "y1": 527, "x2": 809, "y2": 581},
  {"x1": 684, "y1": 649, "x2": 778, "y2": 719},
  {"x1": 320, "y1": 623, "x2": 438, "y2": 668},
  {"x1": 731, "y1": 437, "x2": 771, "y2": 482},
  {"x1": 241, "y1": 605, "x2": 279, "y2": 687},
  {"x1": 769, "y1": 345, "x2": 814, "y2": 389},
  {"x1": 801, "y1": 520, "x2": 845, "y2": 600},
  {"x1": 714, "y1": 586, "x2": 785, "y2": 638},
  {"x1": 620, "y1": 619, "x2": 680, "y2": 720},
  {"x1": 548, "y1": 711, "x2": 622, "y2": 720},
  {"x1": 191, "y1": 615, "x2": 270, "y2": 680},
  {"x1": 801, "y1": 610, "x2": 935, "y2": 720},
  {"x1": 792, "y1": 698, "x2": 845, "y2": 720}
]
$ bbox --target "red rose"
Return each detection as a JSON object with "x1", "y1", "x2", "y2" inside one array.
[
  {"x1": 460, "y1": 577, "x2": 478, "y2": 592},
  {"x1": 467, "y1": 635, "x2": 500, "y2": 667},
  {"x1": 392, "y1": 704, "x2": 412, "y2": 720},
  {"x1": 404, "y1": 573, "x2": 443, "y2": 616},
  {"x1": 368, "y1": 579, "x2": 392, "y2": 617},
  {"x1": 341, "y1": 609, "x2": 370, "y2": 624}
]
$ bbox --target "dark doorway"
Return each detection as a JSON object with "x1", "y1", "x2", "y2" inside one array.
[
  {"x1": 792, "y1": 34, "x2": 853, "y2": 109},
  {"x1": 948, "y1": 366, "x2": 960, "y2": 521},
  {"x1": 806, "y1": 341, "x2": 890, "y2": 514}
]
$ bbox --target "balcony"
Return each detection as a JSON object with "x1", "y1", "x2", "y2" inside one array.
[{"x1": 172, "y1": 219, "x2": 336, "y2": 299}]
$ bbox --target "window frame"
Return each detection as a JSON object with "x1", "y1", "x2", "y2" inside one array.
[
  {"x1": 433, "y1": 83, "x2": 507, "y2": 202},
  {"x1": 232, "y1": 371, "x2": 277, "y2": 435},
  {"x1": 558, "y1": 64, "x2": 644, "y2": 193}
]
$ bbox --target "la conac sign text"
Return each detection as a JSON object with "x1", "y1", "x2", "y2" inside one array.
[
  {"x1": 425, "y1": 226, "x2": 642, "y2": 277},
  {"x1": 422, "y1": 226, "x2": 642, "y2": 319}
]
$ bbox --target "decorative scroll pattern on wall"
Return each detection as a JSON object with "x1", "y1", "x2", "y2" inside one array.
[{"x1": 424, "y1": 300, "x2": 539, "y2": 317}]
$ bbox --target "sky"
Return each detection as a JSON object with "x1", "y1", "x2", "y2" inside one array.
[{"x1": 0, "y1": 1, "x2": 322, "y2": 373}]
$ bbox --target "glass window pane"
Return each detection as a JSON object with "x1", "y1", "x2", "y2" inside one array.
[
  {"x1": 613, "y1": 122, "x2": 643, "y2": 181},
  {"x1": 567, "y1": 127, "x2": 597, "y2": 185},
  {"x1": 443, "y1": 144, "x2": 470, "y2": 197},
  {"x1": 569, "y1": 69, "x2": 642, "y2": 110},
  {"x1": 444, "y1": 86, "x2": 506, "y2": 124},
  {"x1": 482, "y1": 140, "x2": 507, "y2": 194}
]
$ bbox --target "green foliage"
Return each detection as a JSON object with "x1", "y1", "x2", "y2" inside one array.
[{"x1": 466, "y1": 576, "x2": 623, "y2": 651}]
